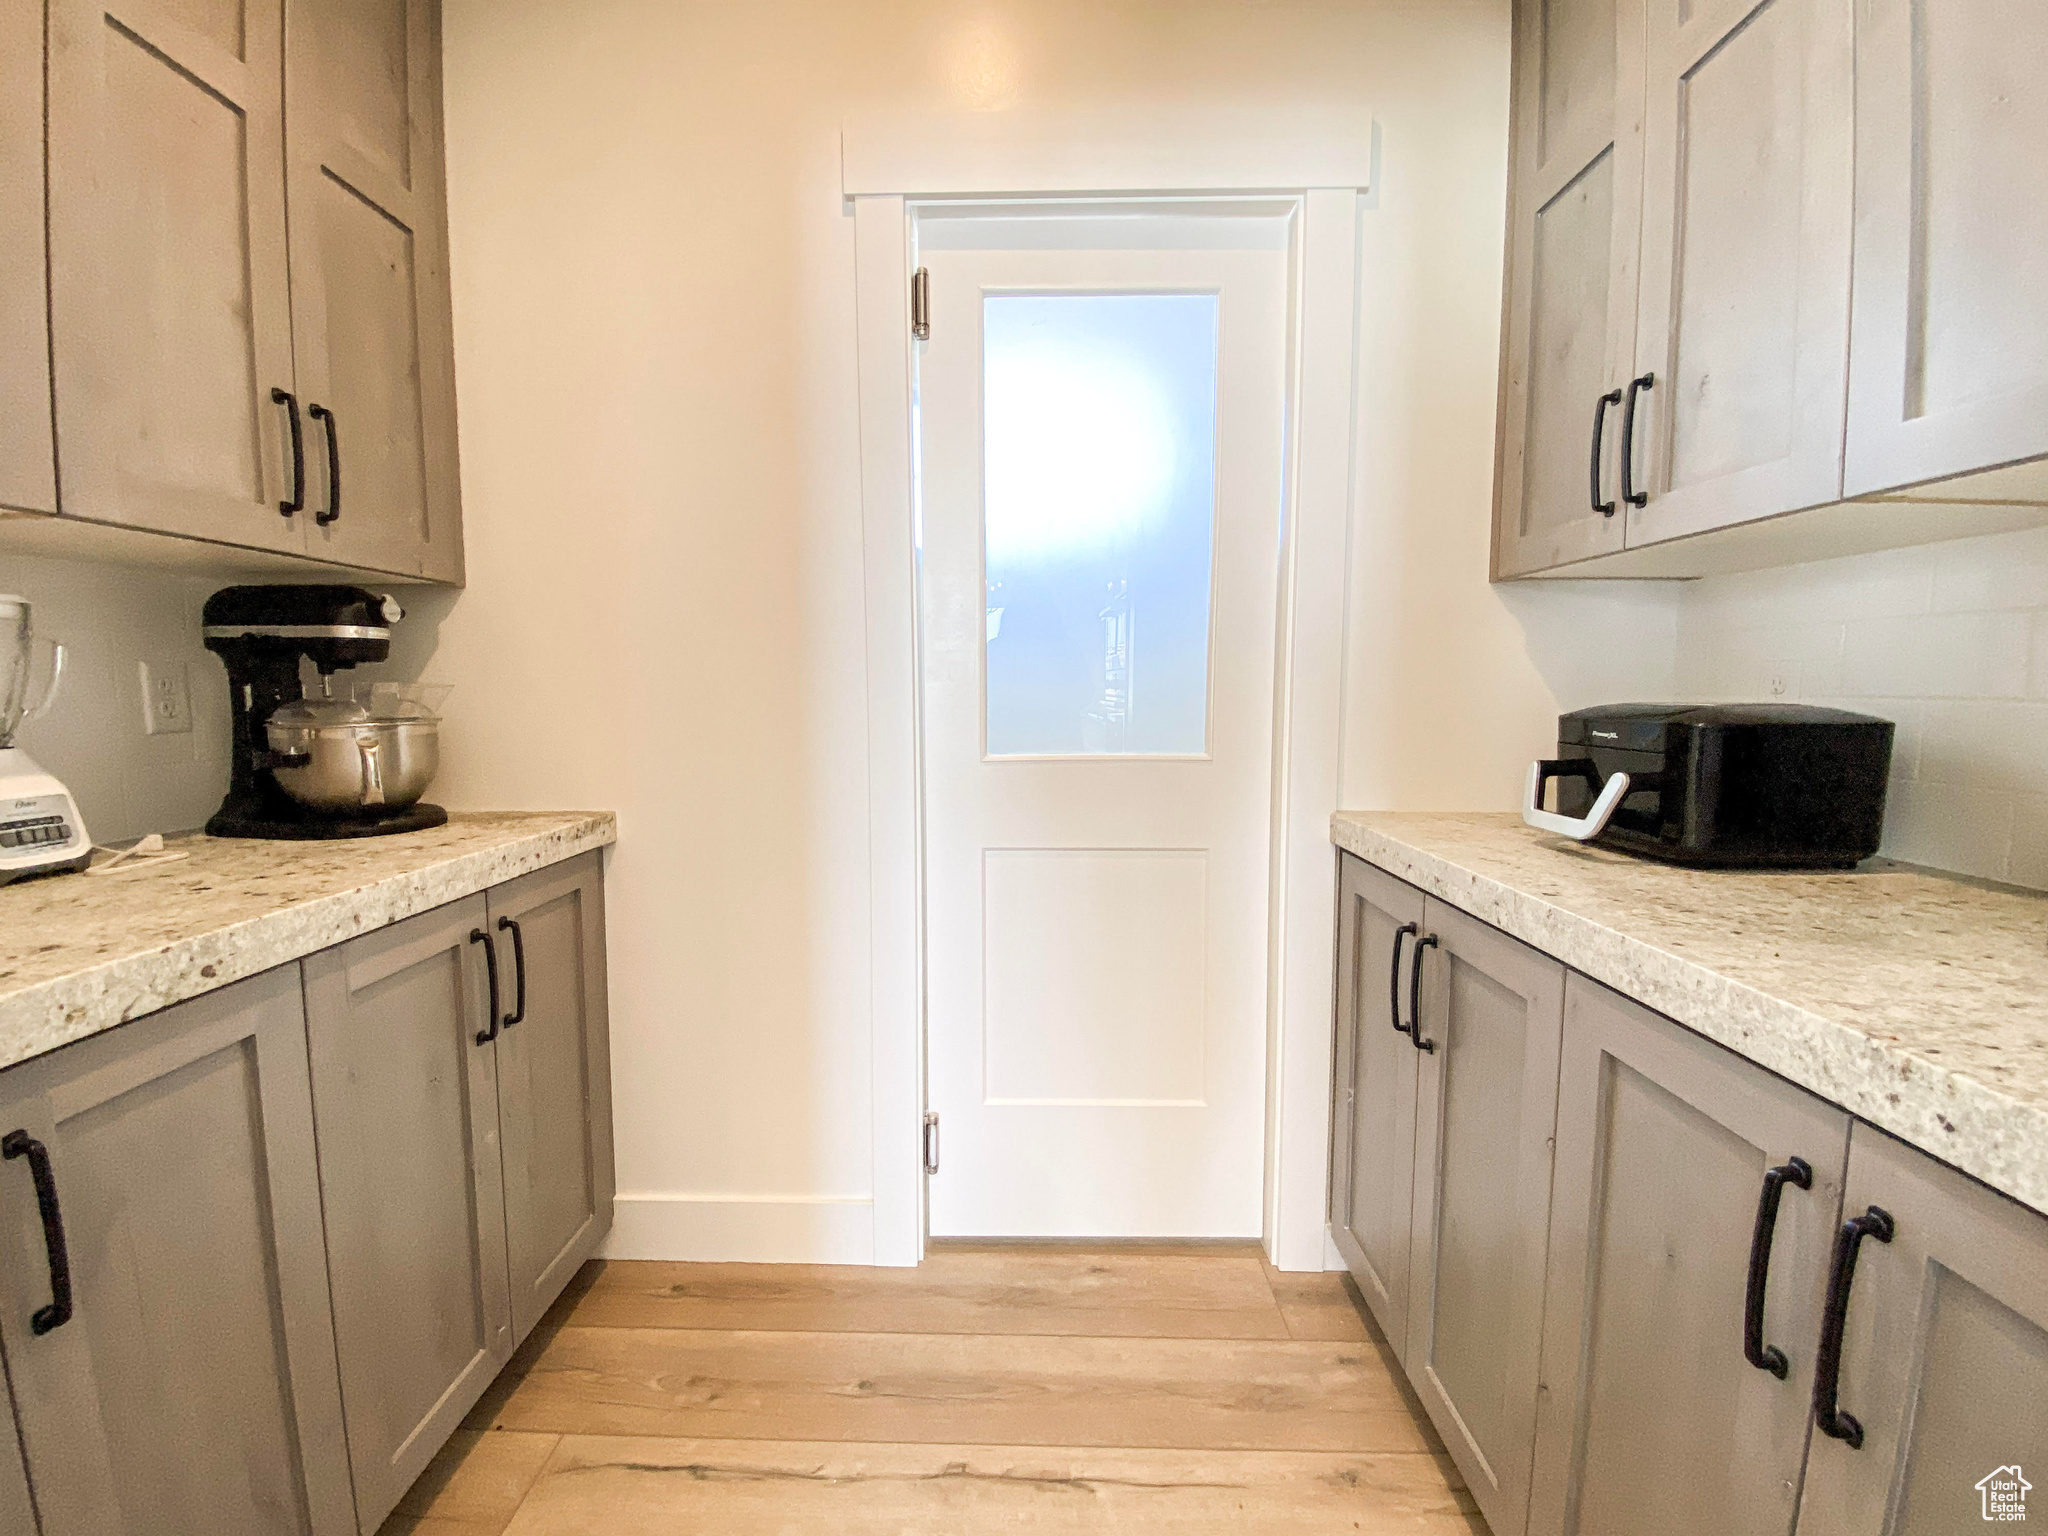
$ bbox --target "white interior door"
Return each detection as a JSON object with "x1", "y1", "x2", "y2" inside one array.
[{"x1": 918, "y1": 208, "x2": 1290, "y2": 1238}]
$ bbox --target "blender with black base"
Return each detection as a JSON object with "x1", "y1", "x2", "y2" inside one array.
[
  {"x1": 0, "y1": 595, "x2": 90, "y2": 884},
  {"x1": 203, "y1": 584, "x2": 449, "y2": 840}
]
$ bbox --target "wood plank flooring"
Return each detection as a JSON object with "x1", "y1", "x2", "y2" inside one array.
[{"x1": 377, "y1": 1243, "x2": 1484, "y2": 1535}]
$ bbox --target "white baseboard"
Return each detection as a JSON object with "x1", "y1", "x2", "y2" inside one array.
[{"x1": 601, "y1": 1193, "x2": 877, "y2": 1264}]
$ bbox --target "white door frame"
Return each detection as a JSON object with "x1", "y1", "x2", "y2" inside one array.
[{"x1": 848, "y1": 109, "x2": 1371, "y2": 1269}]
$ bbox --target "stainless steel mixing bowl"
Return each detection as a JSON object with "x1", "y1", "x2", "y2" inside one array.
[{"x1": 266, "y1": 716, "x2": 440, "y2": 814}]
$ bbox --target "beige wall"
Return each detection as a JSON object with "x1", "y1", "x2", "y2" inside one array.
[{"x1": 431, "y1": 0, "x2": 1679, "y2": 1259}]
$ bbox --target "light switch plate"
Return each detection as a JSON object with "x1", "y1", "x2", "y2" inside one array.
[{"x1": 140, "y1": 660, "x2": 193, "y2": 735}]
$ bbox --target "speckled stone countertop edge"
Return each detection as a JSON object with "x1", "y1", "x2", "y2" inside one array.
[
  {"x1": 0, "y1": 812, "x2": 617, "y2": 1073},
  {"x1": 1330, "y1": 813, "x2": 2048, "y2": 1217}
]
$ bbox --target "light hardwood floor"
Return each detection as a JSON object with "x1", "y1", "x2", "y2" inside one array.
[{"x1": 377, "y1": 1243, "x2": 1484, "y2": 1535}]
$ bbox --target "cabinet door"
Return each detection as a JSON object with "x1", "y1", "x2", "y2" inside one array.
[
  {"x1": 46, "y1": 0, "x2": 305, "y2": 555},
  {"x1": 489, "y1": 851, "x2": 614, "y2": 1343},
  {"x1": 1842, "y1": 1, "x2": 2048, "y2": 498},
  {"x1": 1494, "y1": 0, "x2": 1648, "y2": 576},
  {"x1": 0, "y1": 967, "x2": 356, "y2": 1536},
  {"x1": 1624, "y1": 0, "x2": 1854, "y2": 546},
  {"x1": 0, "y1": 0, "x2": 56, "y2": 515},
  {"x1": 1404, "y1": 898, "x2": 1564, "y2": 1536},
  {"x1": 0, "y1": 1397, "x2": 32, "y2": 1536},
  {"x1": 1528, "y1": 977, "x2": 1848, "y2": 1536},
  {"x1": 1328, "y1": 854, "x2": 1424, "y2": 1344},
  {"x1": 1795, "y1": 1125, "x2": 2048, "y2": 1535},
  {"x1": 287, "y1": 0, "x2": 464, "y2": 582},
  {"x1": 303, "y1": 894, "x2": 511, "y2": 1534}
]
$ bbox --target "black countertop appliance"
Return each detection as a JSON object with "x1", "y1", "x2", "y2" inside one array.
[{"x1": 1525, "y1": 703, "x2": 1894, "y2": 868}]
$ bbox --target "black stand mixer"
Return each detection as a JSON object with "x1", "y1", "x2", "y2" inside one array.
[{"x1": 203, "y1": 585, "x2": 449, "y2": 840}]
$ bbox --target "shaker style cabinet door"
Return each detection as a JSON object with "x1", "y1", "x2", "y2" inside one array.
[
  {"x1": 1527, "y1": 977, "x2": 1848, "y2": 1536},
  {"x1": 1402, "y1": 898, "x2": 1564, "y2": 1536},
  {"x1": 1494, "y1": 0, "x2": 1648, "y2": 577},
  {"x1": 0, "y1": 968, "x2": 356, "y2": 1536},
  {"x1": 1623, "y1": 0, "x2": 1854, "y2": 547},
  {"x1": 286, "y1": 0, "x2": 465, "y2": 582},
  {"x1": 1794, "y1": 1125, "x2": 2048, "y2": 1535},
  {"x1": 1841, "y1": 0, "x2": 2048, "y2": 500},
  {"x1": 488, "y1": 851, "x2": 615, "y2": 1343},
  {"x1": 0, "y1": 0, "x2": 56, "y2": 516},
  {"x1": 45, "y1": 0, "x2": 306, "y2": 556},
  {"x1": 1327, "y1": 854, "x2": 1424, "y2": 1345},
  {"x1": 303, "y1": 894, "x2": 513, "y2": 1535}
]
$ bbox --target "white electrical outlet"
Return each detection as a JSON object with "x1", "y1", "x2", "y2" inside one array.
[
  {"x1": 1762, "y1": 660, "x2": 1800, "y2": 700},
  {"x1": 140, "y1": 660, "x2": 193, "y2": 735}
]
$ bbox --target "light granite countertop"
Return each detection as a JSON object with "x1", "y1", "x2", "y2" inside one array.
[
  {"x1": 0, "y1": 811, "x2": 616, "y2": 1072},
  {"x1": 1332, "y1": 811, "x2": 2048, "y2": 1216}
]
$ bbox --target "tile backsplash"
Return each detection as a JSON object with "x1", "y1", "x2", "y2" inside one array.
[{"x1": 1673, "y1": 524, "x2": 2048, "y2": 889}]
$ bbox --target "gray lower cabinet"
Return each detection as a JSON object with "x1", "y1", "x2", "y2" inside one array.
[
  {"x1": 491, "y1": 852, "x2": 615, "y2": 1341},
  {"x1": 304, "y1": 852, "x2": 614, "y2": 1533},
  {"x1": 0, "y1": 1402, "x2": 32, "y2": 1535},
  {"x1": 0, "y1": 0, "x2": 55, "y2": 516},
  {"x1": 1795, "y1": 1124, "x2": 2048, "y2": 1535},
  {"x1": 0, "y1": 967, "x2": 356, "y2": 1536},
  {"x1": 303, "y1": 892, "x2": 514, "y2": 1533},
  {"x1": 1403, "y1": 897, "x2": 1563, "y2": 1536},
  {"x1": 1529, "y1": 975, "x2": 1850, "y2": 1536},
  {"x1": 1328, "y1": 856, "x2": 1424, "y2": 1344}
]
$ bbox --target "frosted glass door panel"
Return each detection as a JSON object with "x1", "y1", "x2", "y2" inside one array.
[{"x1": 983, "y1": 293, "x2": 1218, "y2": 757}]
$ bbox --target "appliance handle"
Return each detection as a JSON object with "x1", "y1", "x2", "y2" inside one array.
[
  {"x1": 1744, "y1": 1156, "x2": 1813, "y2": 1379},
  {"x1": 22, "y1": 638, "x2": 65, "y2": 724},
  {"x1": 1523, "y1": 759, "x2": 1633, "y2": 841},
  {"x1": 357, "y1": 734, "x2": 386, "y2": 807},
  {"x1": 3, "y1": 1130, "x2": 74, "y2": 1336}
]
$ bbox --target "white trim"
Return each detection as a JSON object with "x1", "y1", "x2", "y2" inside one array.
[
  {"x1": 603, "y1": 1195, "x2": 876, "y2": 1264},
  {"x1": 843, "y1": 106, "x2": 1376, "y2": 198},
  {"x1": 1266, "y1": 189, "x2": 1361, "y2": 1272},
  {"x1": 854, "y1": 194, "x2": 927, "y2": 1268},
  {"x1": 854, "y1": 172, "x2": 1365, "y2": 1274}
]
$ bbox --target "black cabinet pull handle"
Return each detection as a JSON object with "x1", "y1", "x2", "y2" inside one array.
[
  {"x1": 469, "y1": 928, "x2": 501, "y2": 1045},
  {"x1": 1590, "y1": 388, "x2": 1622, "y2": 516},
  {"x1": 272, "y1": 388, "x2": 305, "y2": 516},
  {"x1": 1620, "y1": 373, "x2": 1655, "y2": 509},
  {"x1": 3, "y1": 1130, "x2": 74, "y2": 1336},
  {"x1": 1388, "y1": 921, "x2": 1418, "y2": 1036},
  {"x1": 1813, "y1": 1204, "x2": 1895, "y2": 1448},
  {"x1": 1744, "y1": 1156, "x2": 1813, "y2": 1378},
  {"x1": 496, "y1": 916, "x2": 527, "y2": 1029},
  {"x1": 309, "y1": 403, "x2": 341, "y2": 526},
  {"x1": 1408, "y1": 934, "x2": 1439, "y2": 1054}
]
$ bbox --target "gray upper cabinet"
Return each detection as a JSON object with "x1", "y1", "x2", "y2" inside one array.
[
  {"x1": 1795, "y1": 1124, "x2": 2048, "y2": 1536},
  {"x1": 1403, "y1": 896, "x2": 1563, "y2": 1536},
  {"x1": 46, "y1": 0, "x2": 305, "y2": 557},
  {"x1": 0, "y1": 0, "x2": 56, "y2": 516},
  {"x1": 1494, "y1": 0, "x2": 1647, "y2": 577},
  {"x1": 288, "y1": 0, "x2": 465, "y2": 583},
  {"x1": 0, "y1": 1407, "x2": 32, "y2": 1536},
  {"x1": 1841, "y1": 0, "x2": 2048, "y2": 500},
  {"x1": 490, "y1": 851, "x2": 615, "y2": 1342},
  {"x1": 303, "y1": 893, "x2": 513, "y2": 1535},
  {"x1": 1624, "y1": 0, "x2": 1854, "y2": 546},
  {"x1": 1327, "y1": 856, "x2": 1424, "y2": 1345},
  {"x1": 0, "y1": 967, "x2": 356, "y2": 1536},
  {"x1": 1530, "y1": 975, "x2": 1849, "y2": 1536}
]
